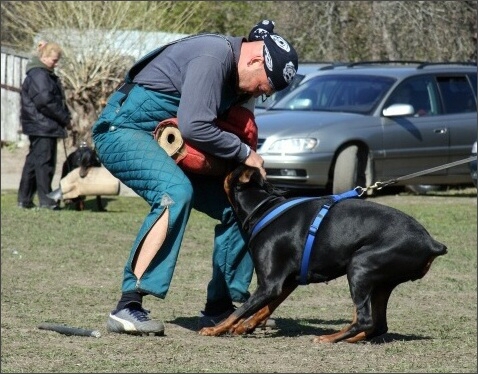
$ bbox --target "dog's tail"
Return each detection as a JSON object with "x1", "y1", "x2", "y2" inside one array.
[{"x1": 431, "y1": 239, "x2": 448, "y2": 257}]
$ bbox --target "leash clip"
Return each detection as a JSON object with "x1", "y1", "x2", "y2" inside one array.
[
  {"x1": 354, "y1": 186, "x2": 367, "y2": 197},
  {"x1": 370, "y1": 181, "x2": 386, "y2": 190},
  {"x1": 355, "y1": 180, "x2": 390, "y2": 196}
]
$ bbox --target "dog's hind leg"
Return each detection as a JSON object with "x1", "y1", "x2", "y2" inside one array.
[
  {"x1": 360, "y1": 282, "x2": 397, "y2": 340},
  {"x1": 314, "y1": 264, "x2": 376, "y2": 343},
  {"x1": 313, "y1": 308, "x2": 358, "y2": 343},
  {"x1": 314, "y1": 301, "x2": 375, "y2": 344}
]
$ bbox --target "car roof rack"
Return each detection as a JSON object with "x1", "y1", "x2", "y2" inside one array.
[
  {"x1": 298, "y1": 61, "x2": 348, "y2": 69},
  {"x1": 303, "y1": 60, "x2": 477, "y2": 70},
  {"x1": 318, "y1": 62, "x2": 349, "y2": 70},
  {"x1": 416, "y1": 61, "x2": 477, "y2": 69},
  {"x1": 340, "y1": 60, "x2": 476, "y2": 69}
]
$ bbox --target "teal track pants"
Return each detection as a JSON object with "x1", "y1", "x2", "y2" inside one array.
[{"x1": 92, "y1": 87, "x2": 252, "y2": 303}]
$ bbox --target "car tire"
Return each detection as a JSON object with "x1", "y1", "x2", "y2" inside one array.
[{"x1": 333, "y1": 145, "x2": 366, "y2": 194}]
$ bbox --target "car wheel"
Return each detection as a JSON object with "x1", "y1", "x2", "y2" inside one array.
[
  {"x1": 405, "y1": 184, "x2": 443, "y2": 194},
  {"x1": 333, "y1": 145, "x2": 366, "y2": 194}
]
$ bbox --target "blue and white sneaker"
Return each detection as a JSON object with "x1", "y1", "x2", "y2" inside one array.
[{"x1": 107, "y1": 305, "x2": 164, "y2": 336}]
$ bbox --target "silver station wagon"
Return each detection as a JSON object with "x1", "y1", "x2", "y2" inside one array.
[{"x1": 255, "y1": 61, "x2": 477, "y2": 194}]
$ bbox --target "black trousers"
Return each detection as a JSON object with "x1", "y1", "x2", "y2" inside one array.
[{"x1": 18, "y1": 136, "x2": 58, "y2": 206}]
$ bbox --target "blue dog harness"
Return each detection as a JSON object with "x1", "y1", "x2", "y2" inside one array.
[{"x1": 249, "y1": 188, "x2": 361, "y2": 285}]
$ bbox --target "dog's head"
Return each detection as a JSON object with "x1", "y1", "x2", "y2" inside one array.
[
  {"x1": 76, "y1": 144, "x2": 101, "y2": 177},
  {"x1": 225, "y1": 164, "x2": 284, "y2": 230},
  {"x1": 225, "y1": 165, "x2": 265, "y2": 202}
]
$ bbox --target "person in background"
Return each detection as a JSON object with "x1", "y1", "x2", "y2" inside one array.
[
  {"x1": 17, "y1": 41, "x2": 71, "y2": 210},
  {"x1": 92, "y1": 20, "x2": 298, "y2": 336}
]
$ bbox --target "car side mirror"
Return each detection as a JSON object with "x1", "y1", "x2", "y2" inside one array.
[{"x1": 382, "y1": 104, "x2": 415, "y2": 117}]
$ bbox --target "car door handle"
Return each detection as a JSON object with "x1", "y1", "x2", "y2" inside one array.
[{"x1": 433, "y1": 128, "x2": 447, "y2": 134}]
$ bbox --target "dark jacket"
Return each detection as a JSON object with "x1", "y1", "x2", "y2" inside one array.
[{"x1": 20, "y1": 56, "x2": 71, "y2": 138}]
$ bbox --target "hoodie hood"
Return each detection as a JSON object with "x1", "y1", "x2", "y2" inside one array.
[{"x1": 26, "y1": 56, "x2": 51, "y2": 73}]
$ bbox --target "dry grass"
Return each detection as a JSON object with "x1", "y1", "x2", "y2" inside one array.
[{"x1": 1, "y1": 188, "x2": 476, "y2": 373}]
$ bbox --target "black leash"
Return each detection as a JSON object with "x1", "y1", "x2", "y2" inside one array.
[{"x1": 359, "y1": 155, "x2": 477, "y2": 194}]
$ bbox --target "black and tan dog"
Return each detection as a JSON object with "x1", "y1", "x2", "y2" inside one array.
[
  {"x1": 199, "y1": 165, "x2": 447, "y2": 343},
  {"x1": 61, "y1": 142, "x2": 105, "y2": 211}
]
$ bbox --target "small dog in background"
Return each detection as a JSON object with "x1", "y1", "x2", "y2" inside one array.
[{"x1": 61, "y1": 141, "x2": 106, "y2": 211}]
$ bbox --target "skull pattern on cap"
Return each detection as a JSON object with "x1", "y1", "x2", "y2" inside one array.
[
  {"x1": 248, "y1": 20, "x2": 276, "y2": 41},
  {"x1": 248, "y1": 20, "x2": 298, "y2": 91}
]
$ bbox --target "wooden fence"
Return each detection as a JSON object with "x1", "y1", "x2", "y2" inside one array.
[{"x1": 1, "y1": 47, "x2": 29, "y2": 143}]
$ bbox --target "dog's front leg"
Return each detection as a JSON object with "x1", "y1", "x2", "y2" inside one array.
[
  {"x1": 96, "y1": 196, "x2": 106, "y2": 211},
  {"x1": 232, "y1": 308, "x2": 269, "y2": 335},
  {"x1": 198, "y1": 315, "x2": 241, "y2": 336},
  {"x1": 233, "y1": 284, "x2": 297, "y2": 335}
]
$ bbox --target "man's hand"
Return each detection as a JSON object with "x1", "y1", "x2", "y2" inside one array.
[{"x1": 243, "y1": 149, "x2": 266, "y2": 179}]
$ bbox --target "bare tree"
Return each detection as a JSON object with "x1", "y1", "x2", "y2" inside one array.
[
  {"x1": 258, "y1": 1, "x2": 476, "y2": 62},
  {"x1": 1, "y1": 1, "x2": 203, "y2": 145},
  {"x1": 2, "y1": 1, "x2": 475, "y2": 144}
]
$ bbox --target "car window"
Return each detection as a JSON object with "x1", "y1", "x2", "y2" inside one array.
[
  {"x1": 384, "y1": 76, "x2": 441, "y2": 116},
  {"x1": 437, "y1": 75, "x2": 477, "y2": 114},
  {"x1": 255, "y1": 73, "x2": 306, "y2": 110},
  {"x1": 272, "y1": 75, "x2": 395, "y2": 114}
]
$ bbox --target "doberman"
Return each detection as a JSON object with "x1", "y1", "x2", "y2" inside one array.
[
  {"x1": 61, "y1": 142, "x2": 105, "y2": 211},
  {"x1": 198, "y1": 165, "x2": 447, "y2": 343}
]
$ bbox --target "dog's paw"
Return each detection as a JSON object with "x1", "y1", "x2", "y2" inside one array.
[
  {"x1": 313, "y1": 335, "x2": 338, "y2": 344},
  {"x1": 198, "y1": 327, "x2": 221, "y2": 336}
]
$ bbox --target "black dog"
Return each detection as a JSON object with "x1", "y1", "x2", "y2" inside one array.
[
  {"x1": 199, "y1": 165, "x2": 447, "y2": 343},
  {"x1": 61, "y1": 142, "x2": 105, "y2": 211}
]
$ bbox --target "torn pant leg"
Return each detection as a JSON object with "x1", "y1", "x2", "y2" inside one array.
[{"x1": 93, "y1": 128, "x2": 193, "y2": 298}]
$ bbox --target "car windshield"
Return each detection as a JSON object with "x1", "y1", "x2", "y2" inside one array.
[
  {"x1": 255, "y1": 73, "x2": 306, "y2": 109},
  {"x1": 271, "y1": 74, "x2": 396, "y2": 114}
]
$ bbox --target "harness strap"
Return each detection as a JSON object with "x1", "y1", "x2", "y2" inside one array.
[
  {"x1": 299, "y1": 188, "x2": 361, "y2": 285},
  {"x1": 249, "y1": 197, "x2": 315, "y2": 241}
]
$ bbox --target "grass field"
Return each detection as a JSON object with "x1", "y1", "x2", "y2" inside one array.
[{"x1": 1, "y1": 188, "x2": 476, "y2": 373}]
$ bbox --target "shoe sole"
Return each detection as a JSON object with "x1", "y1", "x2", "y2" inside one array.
[{"x1": 107, "y1": 329, "x2": 164, "y2": 337}]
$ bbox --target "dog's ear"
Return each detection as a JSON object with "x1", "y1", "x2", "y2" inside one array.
[
  {"x1": 226, "y1": 164, "x2": 251, "y2": 185},
  {"x1": 224, "y1": 164, "x2": 261, "y2": 202},
  {"x1": 239, "y1": 167, "x2": 256, "y2": 184},
  {"x1": 233, "y1": 164, "x2": 264, "y2": 186},
  {"x1": 224, "y1": 165, "x2": 245, "y2": 202}
]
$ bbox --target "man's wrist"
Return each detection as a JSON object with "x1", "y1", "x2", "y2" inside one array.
[
  {"x1": 238, "y1": 143, "x2": 251, "y2": 162},
  {"x1": 245, "y1": 144, "x2": 251, "y2": 158}
]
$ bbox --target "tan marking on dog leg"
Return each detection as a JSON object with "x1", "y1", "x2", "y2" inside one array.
[
  {"x1": 198, "y1": 315, "x2": 240, "y2": 336},
  {"x1": 313, "y1": 324, "x2": 354, "y2": 343},
  {"x1": 232, "y1": 285, "x2": 297, "y2": 334},
  {"x1": 345, "y1": 331, "x2": 368, "y2": 343},
  {"x1": 313, "y1": 307, "x2": 358, "y2": 343}
]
